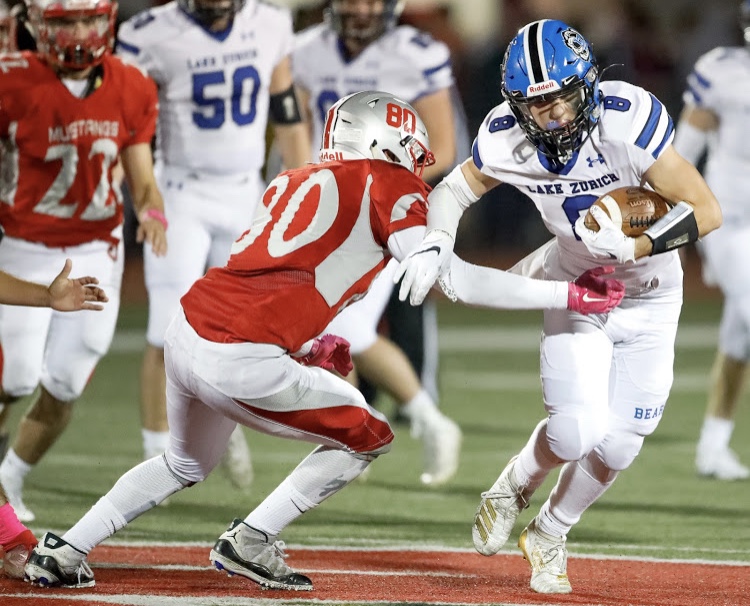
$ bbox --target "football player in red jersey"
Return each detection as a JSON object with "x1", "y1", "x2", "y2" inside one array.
[
  {"x1": 23, "y1": 91, "x2": 623, "y2": 591},
  {"x1": 0, "y1": 0, "x2": 167, "y2": 524},
  {"x1": 0, "y1": 258, "x2": 108, "y2": 579}
]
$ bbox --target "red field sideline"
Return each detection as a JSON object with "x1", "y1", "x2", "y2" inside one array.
[{"x1": 1, "y1": 544, "x2": 747, "y2": 606}]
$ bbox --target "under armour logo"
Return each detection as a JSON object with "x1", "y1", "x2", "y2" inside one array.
[{"x1": 586, "y1": 154, "x2": 605, "y2": 168}]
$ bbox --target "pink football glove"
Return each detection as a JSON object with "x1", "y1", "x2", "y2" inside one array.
[
  {"x1": 567, "y1": 266, "x2": 626, "y2": 314},
  {"x1": 296, "y1": 334, "x2": 353, "y2": 376}
]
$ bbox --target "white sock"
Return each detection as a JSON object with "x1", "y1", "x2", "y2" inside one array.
[
  {"x1": 401, "y1": 389, "x2": 440, "y2": 437},
  {"x1": 537, "y1": 452, "x2": 617, "y2": 537},
  {"x1": 63, "y1": 455, "x2": 186, "y2": 553},
  {"x1": 697, "y1": 416, "x2": 734, "y2": 452},
  {"x1": 0, "y1": 449, "x2": 33, "y2": 486},
  {"x1": 515, "y1": 419, "x2": 563, "y2": 492},
  {"x1": 245, "y1": 446, "x2": 369, "y2": 537},
  {"x1": 142, "y1": 429, "x2": 170, "y2": 459}
]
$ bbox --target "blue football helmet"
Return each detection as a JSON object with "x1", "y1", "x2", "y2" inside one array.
[
  {"x1": 178, "y1": 0, "x2": 245, "y2": 26},
  {"x1": 741, "y1": 0, "x2": 750, "y2": 45},
  {"x1": 501, "y1": 19, "x2": 601, "y2": 162},
  {"x1": 326, "y1": 0, "x2": 404, "y2": 45}
]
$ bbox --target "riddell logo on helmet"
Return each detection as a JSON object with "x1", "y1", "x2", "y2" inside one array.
[
  {"x1": 527, "y1": 81, "x2": 559, "y2": 95},
  {"x1": 320, "y1": 150, "x2": 345, "y2": 161}
]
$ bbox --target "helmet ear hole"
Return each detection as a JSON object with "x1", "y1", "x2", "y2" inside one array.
[{"x1": 382, "y1": 149, "x2": 401, "y2": 164}]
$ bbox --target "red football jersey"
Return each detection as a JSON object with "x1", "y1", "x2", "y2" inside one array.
[
  {"x1": 182, "y1": 160, "x2": 430, "y2": 351},
  {"x1": 0, "y1": 52, "x2": 158, "y2": 247}
]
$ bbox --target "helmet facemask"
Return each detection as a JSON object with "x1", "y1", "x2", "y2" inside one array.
[
  {"x1": 325, "y1": 0, "x2": 404, "y2": 46},
  {"x1": 28, "y1": 0, "x2": 117, "y2": 71},
  {"x1": 178, "y1": 0, "x2": 245, "y2": 27},
  {"x1": 504, "y1": 70, "x2": 600, "y2": 162}
]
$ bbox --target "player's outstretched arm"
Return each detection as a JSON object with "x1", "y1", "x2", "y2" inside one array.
[
  {"x1": 439, "y1": 256, "x2": 624, "y2": 315},
  {"x1": 394, "y1": 160, "x2": 495, "y2": 305},
  {"x1": 0, "y1": 259, "x2": 108, "y2": 311}
]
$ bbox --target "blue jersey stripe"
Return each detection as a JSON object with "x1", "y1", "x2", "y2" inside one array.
[
  {"x1": 651, "y1": 114, "x2": 674, "y2": 159},
  {"x1": 423, "y1": 59, "x2": 451, "y2": 79},
  {"x1": 471, "y1": 138, "x2": 483, "y2": 170},
  {"x1": 684, "y1": 84, "x2": 703, "y2": 105},
  {"x1": 116, "y1": 39, "x2": 141, "y2": 56},
  {"x1": 691, "y1": 69, "x2": 711, "y2": 90},
  {"x1": 635, "y1": 94, "x2": 663, "y2": 150}
]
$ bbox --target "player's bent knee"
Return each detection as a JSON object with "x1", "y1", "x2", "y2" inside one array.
[
  {"x1": 546, "y1": 413, "x2": 608, "y2": 462},
  {"x1": 164, "y1": 450, "x2": 210, "y2": 484},
  {"x1": 597, "y1": 428, "x2": 646, "y2": 471},
  {"x1": 2, "y1": 363, "x2": 41, "y2": 399},
  {"x1": 340, "y1": 414, "x2": 394, "y2": 455}
]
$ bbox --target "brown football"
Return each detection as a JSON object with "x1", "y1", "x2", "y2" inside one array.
[{"x1": 583, "y1": 186, "x2": 673, "y2": 237}]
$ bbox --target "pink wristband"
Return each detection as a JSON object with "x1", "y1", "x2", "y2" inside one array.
[
  {"x1": 0, "y1": 502, "x2": 27, "y2": 545},
  {"x1": 140, "y1": 208, "x2": 168, "y2": 230}
]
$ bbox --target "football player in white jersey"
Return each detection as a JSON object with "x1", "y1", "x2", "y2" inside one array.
[
  {"x1": 673, "y1": 1, "x2": 750, "y2": 482},
  {"x1": 292, "y1": 0, "x2": 465, "y2": 485},
  {"x1": 397, "y1": 19, "x2": 722, "y2": 594},
  {"x1": 22, "y1": 91, "x2": 624, "y2": 592},
  {"x1": 117, "y1": 0, "x2": 312, "y2": 488}
]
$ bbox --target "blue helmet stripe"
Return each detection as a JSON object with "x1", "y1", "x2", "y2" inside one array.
[
  {"x1": 526, "y1": 21, "x2": 545, "y2": 84},
  {"x1": 635, "y1": 94, "x2": 663, "y2": 150}
]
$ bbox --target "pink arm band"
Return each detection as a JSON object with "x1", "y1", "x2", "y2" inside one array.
[{"x1": 140, "y1": 209, "x2": 168, "y2": 229}]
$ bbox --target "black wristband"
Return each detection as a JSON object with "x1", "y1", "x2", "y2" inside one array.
[
  {"x1": 269, "y1": 86, "x2": 302, "y2": 125},
  {"x1": 644, "y1": 201, "x2": 699, "y2": 255}
]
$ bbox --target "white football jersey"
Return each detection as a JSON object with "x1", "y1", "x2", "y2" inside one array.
[
  {"x1": 684, "y1": 47, "x2": 750, "y2": 225},
  {"x1": 474, "y1": 80, "x2": 680, "y2": 290},
  {"x1": 117, "y1": 0, "x2": 294, "y2": 176},
  {"x1": 293, "y1": 23, "x2": 455, "y2": 162}
]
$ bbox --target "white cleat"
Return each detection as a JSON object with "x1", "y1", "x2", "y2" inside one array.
[
  {"x1": 419, "y1": 414, "x2": 462, "y2": 486},
  {"x1": 696, "y1": 447, "x2": 749, "y2": 481},
  {"x1": 24, "y1": 532, "x2": 95, "y2": 588},
  {"x1": 221, "y1": 426, "x2": 254, "y2": 489},
  {"x1": 518, "y1": 518, "x2": 572, "y2": 594},
  {"x1": 472, "y1": 455, "x2": 531, "y2": 555}
]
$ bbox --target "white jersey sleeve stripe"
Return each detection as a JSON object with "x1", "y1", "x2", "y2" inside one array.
[
  {"x1": 116, "y1": 38, "x2": 140, "y2": 58},
  {"x1": 634, "y1": 93, "x2": 673, "y2": 158},
  {"x1": 684, "y1": 69, "x2": 712, "y2": 106},
  {"x1": 471, "y1": 138, "x2": 484, "y2": 170},
  {"x1": 651, "y1": 113, "x2": 674, "y2": 159},
  {"x1": 422, "y1": 58, "x2": 451, "y2": 79}
]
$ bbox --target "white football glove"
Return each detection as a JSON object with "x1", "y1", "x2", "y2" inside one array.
[
  {"x1": 574, "y1": 205, "x2": 636, "y2": 264},
  {"x1": 394, "y1": 229, "x2": 454, "y2": 306}
]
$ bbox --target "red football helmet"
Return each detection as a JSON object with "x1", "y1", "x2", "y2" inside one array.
[
  {"x1": 26, "y1": 0, "x2": 117, "y2": 70},
  {"x1": 0, "y1": 1, "x2": 17, "y2": 52}
]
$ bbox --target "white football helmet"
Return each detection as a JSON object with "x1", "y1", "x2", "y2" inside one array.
[
  {"x1": 326, "y1": 0, "x2": 404, "y2": 45},
  {"x1": 320, "y1": 91, "x2": 435, "y2": 177},
  {"x1": 178, "y1": 0, "x2": 245, "y2": 26},
  {"x1": 0, "y1": 1, "x2": 16, "y2": 52},
  {"x1": 26, "y1": 0, "x2": 117, "y2": 70}
]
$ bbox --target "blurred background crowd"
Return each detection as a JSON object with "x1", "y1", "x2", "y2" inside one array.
[{"x1": 110, "y1": 0, "x2": 740, "y2": 270}]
